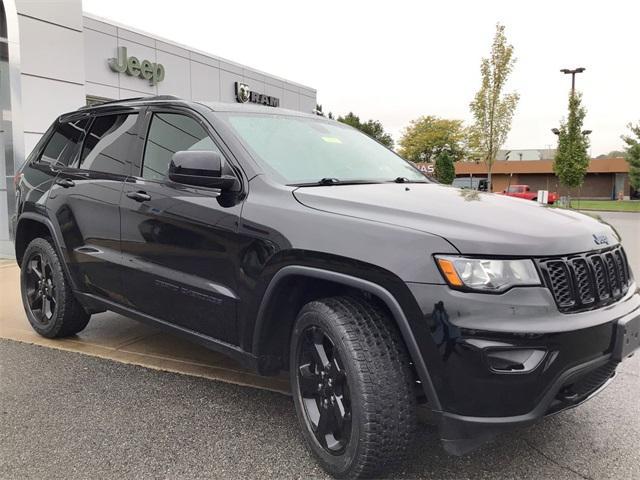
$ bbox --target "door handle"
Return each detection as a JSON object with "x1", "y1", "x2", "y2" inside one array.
[
  {"x1": 55, "y1": 178, "x2": 75, "y2": 188},
  {"x1": 126, "y1": 191, "x2": 151, "y2": 202}
]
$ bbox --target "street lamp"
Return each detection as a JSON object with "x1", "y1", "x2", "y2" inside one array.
[
  {"x1": 560, "y1": 67, "x2": 586, "y2": 94},
  {"x1": 552, "y1": 128, "x2": 592, "y2": 136}
]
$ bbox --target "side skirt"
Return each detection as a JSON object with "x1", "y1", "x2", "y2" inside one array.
[{"x1": 75, "y1": 291, "x2": 259, "y2": 371}]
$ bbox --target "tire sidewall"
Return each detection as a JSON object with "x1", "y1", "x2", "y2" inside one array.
[
  {"x1": 289, "y1": 304, "x2": 365, "y2": 478},
  {"x1": 20, "y1": 238, "x2": 66, "y2": 337}
]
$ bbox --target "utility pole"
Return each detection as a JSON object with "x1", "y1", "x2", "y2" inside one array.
[{"x1": 560, "y1": 67, "x2": 586, "y2": 95}]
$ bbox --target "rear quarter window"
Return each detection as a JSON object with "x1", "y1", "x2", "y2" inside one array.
[{"x1": 36, "y1": 118, "x2": 90, "y2": 168}]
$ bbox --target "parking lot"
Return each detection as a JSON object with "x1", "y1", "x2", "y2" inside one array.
[{"x1": 1, "y1": 211, "x2": 639, "y2": 479}]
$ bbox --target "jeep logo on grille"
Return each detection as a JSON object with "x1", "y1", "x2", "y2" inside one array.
[{"x1": 592, "y1": 233, "x2": 609, "y2": 245}]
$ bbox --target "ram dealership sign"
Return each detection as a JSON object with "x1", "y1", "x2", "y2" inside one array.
[
  {"x1": 108, "y1": 47, "x2": 165, "y2": 85},
  {"x1": 235, "y1": 82, "x2": 279, "y2": 107}
]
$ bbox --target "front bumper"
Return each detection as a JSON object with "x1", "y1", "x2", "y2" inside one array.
[
  {"x1": 406, "y1": 282, "x2": 640, "y2": 454},
  {"x1": 438, "y1": 354, "x2": 618, "y2": 454}
]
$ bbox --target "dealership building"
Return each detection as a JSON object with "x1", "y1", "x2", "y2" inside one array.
[
  {"x1": 0, "y1": 0, "x2": 317, "y2": 256},
  {"x1": 454, "y1": 157, "x2": 633, "y2": 199}
]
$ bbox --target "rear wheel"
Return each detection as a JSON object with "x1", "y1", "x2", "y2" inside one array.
[
  {"x1": 20, "y1": 237, "x2": 90, "y2": 338},
  {"x1": 290, "y1": 296, "x2": 416, "y2": 478}
]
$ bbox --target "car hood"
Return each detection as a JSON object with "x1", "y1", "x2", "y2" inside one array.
[{"x1": 293, "y1": 183, "x2": 618, "y2": 256}]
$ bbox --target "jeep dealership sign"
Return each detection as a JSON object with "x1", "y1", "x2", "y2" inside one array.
[
  {"x1": 108, "y1": 47, "x2": 165, "y2": 85},
  {"x1": 235, "y1": 82, "x2": 279, "y2": 107}
]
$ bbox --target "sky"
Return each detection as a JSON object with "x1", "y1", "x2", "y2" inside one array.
[{"x1": 82, "y1": 0, "x2": 640, "y2": 156}]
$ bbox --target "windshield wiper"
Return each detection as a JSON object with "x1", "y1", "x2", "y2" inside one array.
[
  {"x1": 290, "y1": 178, "x2": 385, "y2": 187},
  {"x1": 319, "y1": 177, "x2": 340, "y2": 185},
  {"x1": 290, "y1": 177, "x2": 428, "y2": 187},
  {"x1": 390, "y1": 176, "x2": 427, "y2": 184}
]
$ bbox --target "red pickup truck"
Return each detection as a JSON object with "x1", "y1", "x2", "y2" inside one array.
[{"x1": 500, "y1": 185, "x2": 558, "y2": 204}]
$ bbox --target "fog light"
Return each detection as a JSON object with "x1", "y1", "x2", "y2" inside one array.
[{"x1": 485, "y1": 348, "x2": 546, "y2": 373}]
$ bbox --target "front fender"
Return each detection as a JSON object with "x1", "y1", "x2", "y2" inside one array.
[{"x1": 251, "y1": 264, "x2": 442, "y2": 411}]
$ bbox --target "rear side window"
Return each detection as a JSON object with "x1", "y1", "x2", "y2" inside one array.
[
  {"x1": 38, "y1": 118, "x2": 90, "y2": 167},
  {"x1": 80, "y1": 113, "x2": 139, "y2": 176},
  {"x1": 141, "y1": 113, "x2": 222, "y2": 181}
]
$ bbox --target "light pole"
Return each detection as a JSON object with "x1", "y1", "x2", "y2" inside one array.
[
  {"x1": 560, "y1": 67, "x2": 586, "y2": 95},
  {"x1": 551, "y1": 128, "x2": 592, "y2": 137}
]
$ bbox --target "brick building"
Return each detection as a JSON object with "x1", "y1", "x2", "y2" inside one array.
[{"x1": 451, "y1": 157, "x2": 633, "y2": 199}]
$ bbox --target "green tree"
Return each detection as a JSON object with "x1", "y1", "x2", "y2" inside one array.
[
  {"x1": 398, "y1": 116, "x2": 467, "y2": 163},
  {"x1": 595, "y1": 150, "x2": 625, "y2": 159},
  {"x1": 622, "y1": 122, "x2": 640, "y2": 191},
  {"x1": 337, "y1": 112, "x2": 394, "y2": 148},
  {"x1": 434, "y1": 150, "x2": 455, "y2": 184},
  {"x1": 553, "y1": 93, "x2": 590, "y2": 189},
  {"x1": 469, "y1": 23, "x2": 520, "y2": 191}
]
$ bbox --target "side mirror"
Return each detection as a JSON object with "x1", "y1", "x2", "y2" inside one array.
[{"x1": 169, "y1": 150, "x2": 236, "y2": 190}]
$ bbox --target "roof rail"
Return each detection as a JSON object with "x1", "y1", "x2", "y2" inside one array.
[{"x1": 79, "y1": 95, "x2": 183, "y2": 110}]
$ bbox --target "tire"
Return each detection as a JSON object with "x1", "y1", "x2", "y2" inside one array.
[
  {"x1": 20, "y1": 237, "x2": 90, "y2": 338},
  {"x1": 289, "y1": 295, "x2": 416, "y2": 479}
]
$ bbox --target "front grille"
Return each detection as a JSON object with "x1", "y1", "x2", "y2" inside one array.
[{"x1": 537, "y1": 245, "x2": 633, "y2": 313}]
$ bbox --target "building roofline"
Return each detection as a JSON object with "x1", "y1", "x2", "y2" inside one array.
[
  {"x1": 453, "y1": 158, "x2": 630, "y2": 175},
  {"x1": 61, "y1": 96, "x2": 324, "y2": 120},
  {"x1": 82, "y1": 12, "x2": 317, "y2": 93}
]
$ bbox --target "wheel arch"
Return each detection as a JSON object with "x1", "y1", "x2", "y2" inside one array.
[
  {"x1": 14, "y1": 213, "x2": 77, "y2": 289},
  {"x1": 252, "y1": 265, "x2": 441, "y2": 410}
]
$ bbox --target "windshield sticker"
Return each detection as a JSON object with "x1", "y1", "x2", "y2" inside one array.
[{"x1": 321, "y1": 136, "x2": 342, "y2": 144}]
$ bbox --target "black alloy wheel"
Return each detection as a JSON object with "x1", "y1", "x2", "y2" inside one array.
[
  {"x1": 24, "y1": 252, "x2": 57, "y2": 325},
  {"x1": 290, "y1": 296, "x2": 416, "y2": 478},
  {"x1": 20, "y1": 237, "x2": 91, "y2": 338},
  {"x1": 296, "y1": 325, "x2": 352, "y2": 454}
]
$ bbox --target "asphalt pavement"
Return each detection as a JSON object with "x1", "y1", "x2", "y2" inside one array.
[{"x1": 1, "y1": 338, "x2": 639, "y2": 480}]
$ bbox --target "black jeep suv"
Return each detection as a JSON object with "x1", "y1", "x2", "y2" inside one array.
[{"x1": 11, "y1": 96, "x2": 640, "y2": 478}]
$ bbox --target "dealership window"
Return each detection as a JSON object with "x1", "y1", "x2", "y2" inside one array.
[
  {"x1": 38, "y1": 119, "x2": 90, "y2": 167},
  {"x1": 141, "y1": 113, "x2": 222, "y2": 181},
  {"x1": 80, "y1": 113, "x2": 139, "y2": 176}
]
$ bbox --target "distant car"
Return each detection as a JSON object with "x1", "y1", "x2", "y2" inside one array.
[
  {"x1": 452, "y1": 177, "x2": 488, "y2": 191},
  {"x1": 500, "y1": 184, "x2": 558, "y2": 204}
]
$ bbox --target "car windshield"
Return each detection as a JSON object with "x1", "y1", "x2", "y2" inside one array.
[{"x1": 217, "y1": 112, "x2": 427, "y2": 185}]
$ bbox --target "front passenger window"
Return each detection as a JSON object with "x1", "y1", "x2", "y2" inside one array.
[{"x1": 142, "y1": 113, "x2": 223, "y2": 181}]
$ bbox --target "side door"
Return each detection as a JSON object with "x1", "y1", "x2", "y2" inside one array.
[
  {"x1": 47, "y1": 109, "x2": 143, "y2": 303},
  {"x1": 119, "y1": 107, "x2": 244, "y2": 344}
]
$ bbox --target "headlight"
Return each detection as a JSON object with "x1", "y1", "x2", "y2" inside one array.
[{"x1": 435, "y1": 256, "x2": 541, "y2": 292}]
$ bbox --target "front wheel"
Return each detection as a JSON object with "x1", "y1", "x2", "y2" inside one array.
[{"x1": 290, "y1": 296, "x2": 416, "y2": 478}]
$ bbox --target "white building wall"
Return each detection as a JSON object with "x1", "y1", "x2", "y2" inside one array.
[
  {"x1": 82, "y1": 14, "x2": 317, "y2": 115},
  {"x1": 17, "y1": 0, "x2": 86, "y2": 157}
]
